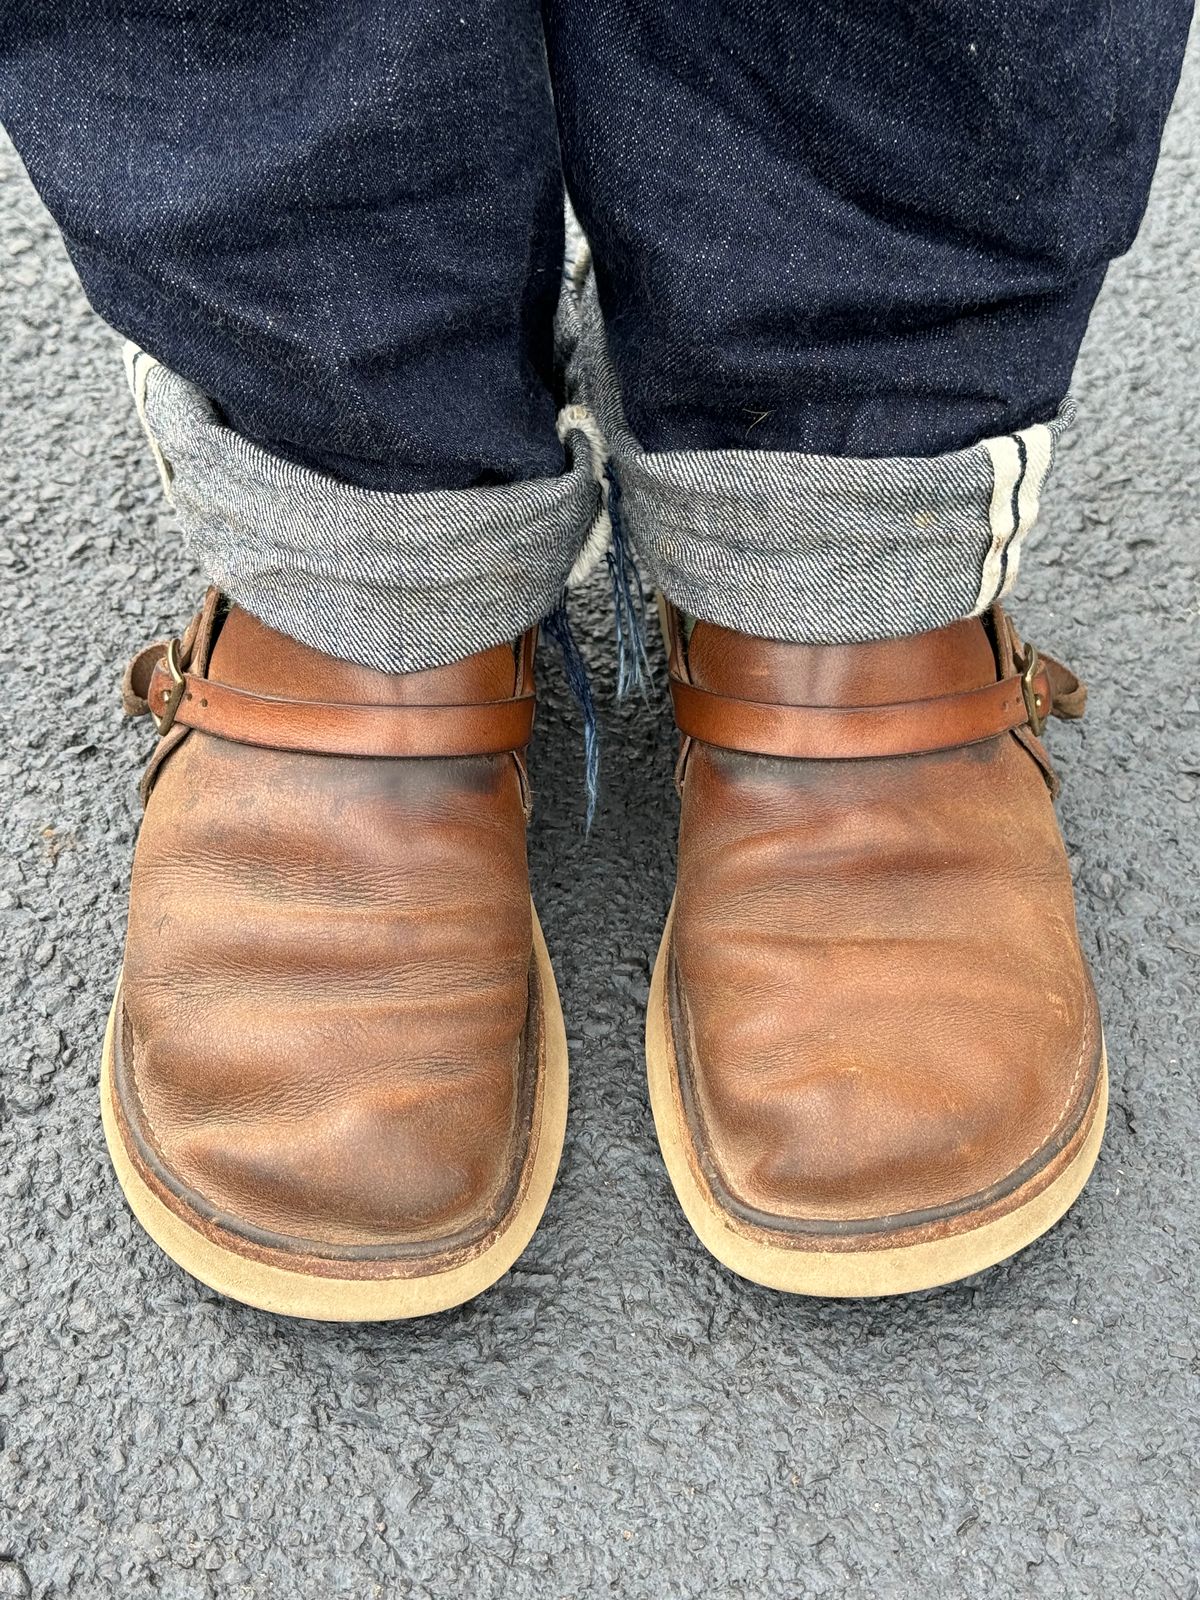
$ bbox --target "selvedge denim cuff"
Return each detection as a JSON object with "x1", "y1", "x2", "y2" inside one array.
[
  {"x1": 564, "y1": 259, "x2": 1076, "y2": 645},
  {"x1": 123, "y1": 344, "x2": 603, "y2": 673}
]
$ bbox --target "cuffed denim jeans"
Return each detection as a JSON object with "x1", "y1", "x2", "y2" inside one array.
[{"x1": 0, "y1": 1, "x2": 1191, "y2": 669}]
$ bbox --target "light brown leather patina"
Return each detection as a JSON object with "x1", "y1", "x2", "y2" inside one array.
[
  {"x1": 108, "y1": 590, "x2": 561, "y2": 1304},
  {"x1": 142, "y1": 641, "x2": 537, "y2": 756},
  {"x1": 653, "y1": 602, "x2": 1103, "y2": 1283}
]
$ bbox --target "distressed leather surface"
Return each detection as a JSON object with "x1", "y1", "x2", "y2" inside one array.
[
  {"x1": 668, "y1": 610, "x2": 1103, "y2": 1233},
  {"x1": 116, "y1": 600, "x2": 537, "y2": 1256}
]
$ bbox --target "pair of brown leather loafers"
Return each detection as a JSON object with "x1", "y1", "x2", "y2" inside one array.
[{"x1": 101, "y1": 592, "x2": 1105, "y2": 1318}]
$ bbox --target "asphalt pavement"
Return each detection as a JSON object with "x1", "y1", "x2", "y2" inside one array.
[{"x1": 0, "y1": 39, "x2": 1197, "y2": 1600}]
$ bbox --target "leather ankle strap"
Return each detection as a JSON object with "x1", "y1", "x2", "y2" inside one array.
[
  {"x1": 141, "y1": 641, "x2": 536, "y2": 758},
  {"x1": 666, "y1": 599, "x2": 1085, "y2": 761},
  {"x1": 670, "y1": 655, "x2": 1057, "y2": 760}
]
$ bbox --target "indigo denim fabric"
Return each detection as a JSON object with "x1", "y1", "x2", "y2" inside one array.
[
  {"x1": 0, "y1": 2, "x2": 1192, "y2": 666},
  {"x1": 0, "y1": 1, "x2": 566, "y2": 496},
  {"x1": 564, "y1": 255, "x2": 1076, "y2": 644},
  {"x1": 123, "y1": 345, "x2": 604, "y2": 672},
  {"x1": 546, "y1": 0, "x2": 1194, "y2": 459}
]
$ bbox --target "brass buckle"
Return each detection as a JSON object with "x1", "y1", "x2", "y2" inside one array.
[
  {"x1": 1015, "y1": 641, "x2": 1046, "y2": 737},
  {"x1": 151, "y1": 638, "x2": 187, "y2": 737}
]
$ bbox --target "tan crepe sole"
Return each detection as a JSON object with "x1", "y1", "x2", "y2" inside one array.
[
  {"x1": 647, "y1": 900, "x2": 1108, "y2": 1298},
  {"x1": 100, "y1": 906, "x2": 568, "y2": 1321}
]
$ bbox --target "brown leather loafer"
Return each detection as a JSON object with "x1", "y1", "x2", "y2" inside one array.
[
  {"x1": 647, "y1": 602, "x2": 1106, "y2": 1297},
  {"x1": 101, "y1": 590, "x2": 567, "y2": 1320}
]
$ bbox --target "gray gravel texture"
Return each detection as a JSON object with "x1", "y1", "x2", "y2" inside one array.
[{"x1": 1, "y1": 36, "x2": 1198, "y2": 1600}]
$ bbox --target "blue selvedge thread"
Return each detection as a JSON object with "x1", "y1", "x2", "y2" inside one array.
[
  {"x1": 605, "y1": 469, "x2": 651, "y2": 701},
  {"x1": 543, "y1": 595, "x2": 600, "y2": 830}
]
